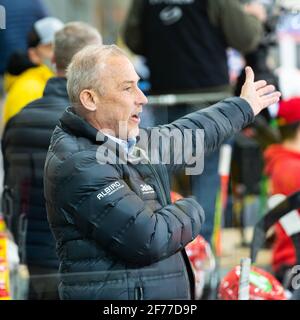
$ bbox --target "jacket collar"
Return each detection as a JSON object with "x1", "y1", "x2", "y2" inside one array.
[
  {"x1": 59, "y1": 107, "x2": 130, "y2": 148},
  {"x1": 59, "y1": 106, "x2": 100, "y2": 142},
  {"x1": 59, "y1": 107, "x2": 145, "y2": 164},
  {"x1": 43, "y1": 77, "x2": 68, "y2": 99}
]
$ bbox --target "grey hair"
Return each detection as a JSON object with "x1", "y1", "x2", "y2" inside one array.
[
  {"x1": 54, "y1": 21, "x2": 102, "y2": 72},
  {"x1": 66, "y1": 44, "x2": 127, "y2": 108}
]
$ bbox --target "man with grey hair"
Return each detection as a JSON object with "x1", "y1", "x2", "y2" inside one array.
[
  {"x1": 2, "y1": 22, "x2": 102, "y2": 300},
  {"x1": 44, "y1": 43, "x2": 280, "y2": 300}
]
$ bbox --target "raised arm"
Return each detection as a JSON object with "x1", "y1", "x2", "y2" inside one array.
[{"x1": 139, "y1": 67, "x2": 281, "y2": 173}]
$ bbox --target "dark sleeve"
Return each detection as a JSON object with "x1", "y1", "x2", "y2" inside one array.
[
  {"x1": 122, "y1": 0, "x2": 146, "y2": 55},
  {"x1": 171, "y1": 97, "x2": 254, "y2": 152},
  {"x1": 59, "y1": 161, "x2": 205, "y2": 266},
  {"x1": 208, "y1": 0, "x2": 263, "y2": 53},
  {"x1": 140, "y1": 97, "x2": 254, "y2": 173}
]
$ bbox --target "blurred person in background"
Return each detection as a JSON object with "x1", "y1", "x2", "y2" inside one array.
[
  {"x1": 2, "y1": 21, "x2": 102, "y2": 300},
  {"x1": 0, "y1": 0, "x2": 49, "y2": 97},
  {"x1": 264, "y1": 97, "x2": 300, "y2": 287},
  {"x1": 123, "y1": 0, "x2": 266, "y2": 244},
  {"x1": 2, "y1": 16, "x2": 64, "y2": 126}
]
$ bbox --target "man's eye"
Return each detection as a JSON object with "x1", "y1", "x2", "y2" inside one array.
[{"x1": 124, "y1": 87, "x2": 131, "y2": 91}]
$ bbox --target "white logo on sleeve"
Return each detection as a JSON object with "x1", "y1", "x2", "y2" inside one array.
[
  {"x1": 97, "y1": 181, "x2": 124, "y2": 200},
  {"x1": 140, "y1": 184, "x2": 155, "y2": 195}
]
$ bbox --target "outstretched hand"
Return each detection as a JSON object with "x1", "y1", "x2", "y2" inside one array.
[{"x1": 240, "y1": 66, "x2": 281, "y2": 116}]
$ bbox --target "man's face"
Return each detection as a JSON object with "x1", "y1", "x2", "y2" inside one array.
[
  {"x1": 94, "y1": 55, "x2": 148, "y2": 140},
  {"x1": 29, "y1": 43, "x2": 54, "y2": 68}
]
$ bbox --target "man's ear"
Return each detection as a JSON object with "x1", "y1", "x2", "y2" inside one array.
[
  {"x1": 28, "y1": 48, "x2": 40, "y2": 65},
  {"x1": 79, "y1": 89, "x2": 97, "y2": 112}
]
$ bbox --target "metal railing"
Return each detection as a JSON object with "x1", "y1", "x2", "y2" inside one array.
[{"x1": 146, "y1": 92, "x2": 232, "y2": 106}]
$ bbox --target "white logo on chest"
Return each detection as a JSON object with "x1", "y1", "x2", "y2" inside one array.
[{"x1": 140, "y1": 184, "x2": 155, "y2": 195}]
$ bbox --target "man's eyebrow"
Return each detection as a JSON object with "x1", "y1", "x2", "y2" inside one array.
[{"x1": 121, "y1": 78, "x2": 141, "y2": 86}]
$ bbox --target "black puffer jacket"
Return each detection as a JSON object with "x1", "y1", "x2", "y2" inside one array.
[
  {"x1": 2, "y1": 77, "x2": 68, "y2": 268},
  {"x1": 44, "y1": 97, "x2": 254, "y2": 299}
]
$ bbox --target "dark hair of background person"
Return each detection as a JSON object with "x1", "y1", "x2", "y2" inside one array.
[
  {"x1": 279, "y1": 122, "x2": 300, "y2": 141},
  {"x1": 5, "y1": 51, "x2": 36, "y2": 75},
  {"x1": 27, "y1": 28, "x2": 41, "y2": 48}
]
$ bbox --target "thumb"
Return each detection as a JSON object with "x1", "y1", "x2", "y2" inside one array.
[{"x1": 245, "y1": 66, "x2": 255, "y2": 83}]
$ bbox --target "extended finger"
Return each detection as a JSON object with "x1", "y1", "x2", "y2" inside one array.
[
  {"x1": 257, "y1": 84, "x2": 275, "y2": 96},
  {"x1": 245, "y1": 66, "x2": 255, "y2": 83},
  {"x1": 254, "y1": 80, "x2": 267, "y2": 90},
  {"x1": 261, "y1": 92, "x2": 281, "y2": 108}
]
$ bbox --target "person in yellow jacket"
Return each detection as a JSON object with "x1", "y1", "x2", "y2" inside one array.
[
  {"x1": 3, "y1": 64, "x2": 53, "y2": 125},
  {"x1": 2, "y1": 17, "x2": 63, "y2": 126}
]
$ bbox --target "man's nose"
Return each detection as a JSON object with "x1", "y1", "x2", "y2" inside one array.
[{"x1": 137, "y1": 87, "x2": 148, "y2": 105}]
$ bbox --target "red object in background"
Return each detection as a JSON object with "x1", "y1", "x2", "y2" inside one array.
[
  {"x1": 218, "y1": 265, "x2": 287, "y2": 300},
  {"x1": 278, "y1": 97, "x2": 300, "y2": 125},
  {"x1": 264, "y1": 144, "x2": 300, "y2": 273},
  {"x1": 170, "y1": 191, "x2": 183, "y2": 202},
  {"x1": 186, "y1": 235, "x2": 216, "y2": 299},
  {"x1": 186, "y1": 236, "x2": 212, "y2": 267}
]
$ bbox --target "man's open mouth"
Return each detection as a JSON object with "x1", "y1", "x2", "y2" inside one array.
[{"x1": 130, "y1": 113, "x2": 141, "y2": 123}]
